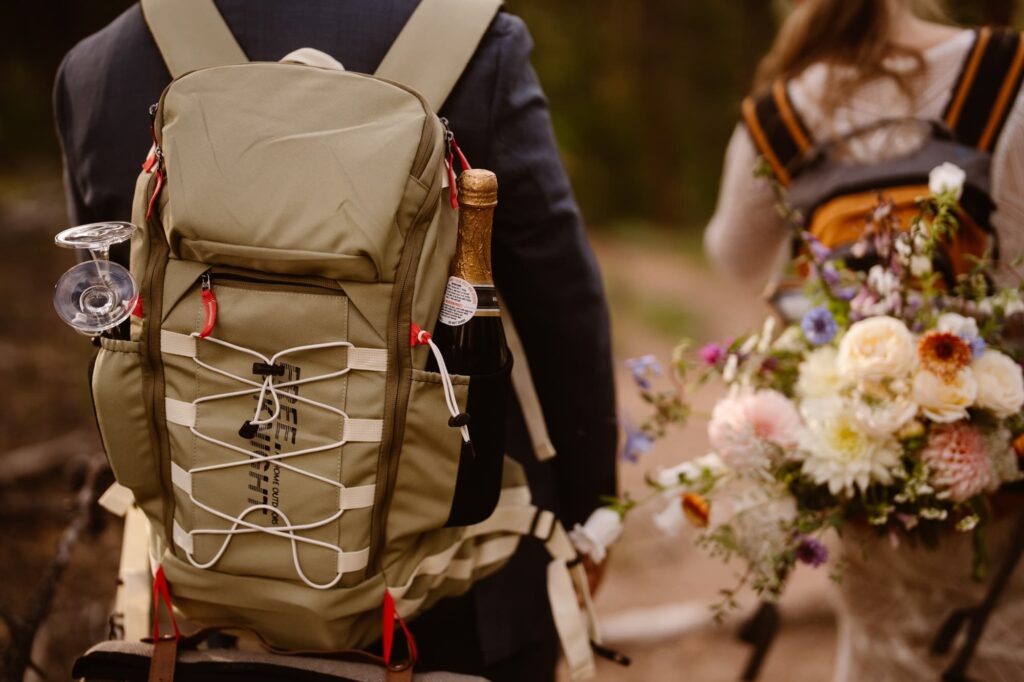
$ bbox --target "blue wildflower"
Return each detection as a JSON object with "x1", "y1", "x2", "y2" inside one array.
[
  {"x1": 801, "y1": 307, "x2": 838, "y2": 345},
  {"x1": 795, "y1": 535, "x2": 829, "y2": 568},
  {"x1": 965, "y1": 335, "x2": 986, "y2": 359},
  {"x1": 803, "y1": 232, "x2": 831, "y2": 262},
  {"x1": 625, "y1": 355, "x2": 662, "y2": 390},
  {"x1": 622, "y1": 422, "x2": 655, "y2": 463}
]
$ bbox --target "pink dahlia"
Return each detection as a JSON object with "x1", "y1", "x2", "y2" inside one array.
[
  {"x1": 708, "y1": 389, "x2": 802, "y2": 472},
  {"x1": 920, "y1": 423, "x2": 993, "y2": 503}
]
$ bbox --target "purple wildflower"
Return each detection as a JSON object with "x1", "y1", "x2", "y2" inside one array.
[
  {"x1": 801, "y1": 307, "x2": 838, "y2": 345},
  {"x1": 622, "y1": 422, "x2": 654, "y2": 463},
  {"x1": 699, "y1": 342, "x2": 726, "y2": 366},
  {"x1": 795, "y1": 535, "x2": 829, "y2": 568},
  {"x1": 819, "y1": 262, "x2": 841, "y2": 286},
  {"x1": 625, "y1": 355, "x2": 661, "y2": 390},
  {"x1": 803, "y1": 232, "x2": 831, "y2": 262}
]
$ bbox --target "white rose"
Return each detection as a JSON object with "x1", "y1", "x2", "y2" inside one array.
[
  {"x1": 913, "y1": 368, "x2": 978, "y2": 423},
  {"x1": 853, "y1": 395, "x2": 919, "y2": 437},
  {"x1": 796, "y1": 346, "x2": 843, "y2": 400},
  {"x1": 929, "y1": 162, "x2": 966, "y2": 200},
  {"x1": 973, "y1": 350, "x2": 1024, "y2": 418},
  {"x1": 837, "y1": 316, "x2": 917, "y2": 383},
  {"x1": 569, "y1": 508, "x2": 623, "y2": 563},
  {"x1": 936, "y1": 313, "x2": 979, "y2": 339}
]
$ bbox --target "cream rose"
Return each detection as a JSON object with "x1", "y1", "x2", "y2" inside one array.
[
  {"x1": 837, "y1": 316, "x2": 916, "y2": 383},
  {"x1": 973, "y1": 350, "x2": 1024, "y2": 418},
  {"x1": 913, "y1": 368, "x2": 977, "y2": 423}
]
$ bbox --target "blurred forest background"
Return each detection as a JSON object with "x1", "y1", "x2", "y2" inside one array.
[
  {"x1": 3, "y1": 2, "x2": 1024, "y2": 681},
  {"x1": 0, "y1": 0, "x2": 1021, "y2": 227}
]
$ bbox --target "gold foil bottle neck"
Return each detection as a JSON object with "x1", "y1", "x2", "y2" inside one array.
[
  {"x1": 458, "y1": 169, "x2": 498, "y2": 208},
  {"x1": 451, "y1": 169, "x2": 498, "y2": 285}
]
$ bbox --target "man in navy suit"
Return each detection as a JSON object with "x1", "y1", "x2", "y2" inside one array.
[{"x1": 55, "y1": 2, "x2": 617, "y2": 679}]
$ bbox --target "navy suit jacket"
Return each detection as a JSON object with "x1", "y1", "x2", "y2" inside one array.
[{"x1": 54, "y1": 0, "x2": 617, "y2": 665}]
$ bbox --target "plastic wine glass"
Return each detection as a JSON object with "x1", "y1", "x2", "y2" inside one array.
[{"x1": 53, "y1": 222, "x2": 139, "y2": 335}]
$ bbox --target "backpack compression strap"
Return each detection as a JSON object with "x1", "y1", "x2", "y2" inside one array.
[
  {"x1": 944, "y1": 26, "x2": 1024, "y2": 153},
  {"x1": 140, "y1": 0, "x2": 247, "y2": 79},
  {"x1": 740, "y1": 79, "x2": 814, "y2": 186},
  {"x1": 374, "y1": 0, "x2": 503, "y2": 112}
]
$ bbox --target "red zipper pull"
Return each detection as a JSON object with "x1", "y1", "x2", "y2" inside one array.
[{"x1": 199, "y1": 273, "x2": 217, "y2": 338}]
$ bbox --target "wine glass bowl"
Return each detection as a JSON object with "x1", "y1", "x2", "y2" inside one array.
[
  {"x1": 52, "y1": 222, "x2": 140, "y2": 335},
  {"x1": 54, "y1": 260, "x2": 139, "y2": 334}
]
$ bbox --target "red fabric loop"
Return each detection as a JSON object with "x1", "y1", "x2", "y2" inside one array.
[
  {"x1": 381, "y1": 592, "x2": 418, "y2": 666},
  {"x1": 446, "y1": 152, "x2": 459, "y2": 209},
  {"x1": 152, "y1": 566, "x2": 181, "y2": 642},
  {"x1": 146, "y1": 169, "x2": 165, "y2": 221}
]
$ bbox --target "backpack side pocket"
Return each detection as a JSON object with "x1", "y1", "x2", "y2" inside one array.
[
  {"x1": 92, "y1": 338, "x2": 162, "y2": 509},
  {"x1": 445, "y1": 359, "x2": 513, "y2": 527}
]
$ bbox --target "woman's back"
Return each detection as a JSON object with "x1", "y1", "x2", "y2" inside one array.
[{"x1": 706, "y1": 10, "x2": 1024, "y2": 289}]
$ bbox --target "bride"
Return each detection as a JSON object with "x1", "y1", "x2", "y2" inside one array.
[{"x1": 704, "y1": 1, "x2": 1024, "y2": 680}]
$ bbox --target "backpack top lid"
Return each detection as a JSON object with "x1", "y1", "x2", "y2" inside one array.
[
  {"x1": 139, "y1": 0, "x2": 503, "y2": 112},
  {"x1": 741, "y1": 26, "x2": 1024, "y2": 188}
]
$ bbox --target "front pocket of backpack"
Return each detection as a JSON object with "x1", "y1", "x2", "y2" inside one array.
[
  {"x1": 92, "y1": 338, "x2": 162, "y2": 505},
  {"x1": 445, "y1": 359, "x2": 513, "y2": 527},
  {"x1": 160, "y1": 264, "x2": 382, "y2": 587}
]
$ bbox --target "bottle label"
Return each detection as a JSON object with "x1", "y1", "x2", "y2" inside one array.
[{"x1": 439, "y1": 276, "x2": 478, "y2": 326}]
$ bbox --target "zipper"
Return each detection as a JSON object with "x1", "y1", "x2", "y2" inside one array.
[
  {"x1": 369, "y1": 165, "x2": 444, "y2": 573},
  {"x1": 207, "y1": 269, "x2": 345, "y2": 295}
]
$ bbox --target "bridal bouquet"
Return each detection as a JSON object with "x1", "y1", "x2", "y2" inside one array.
[{"x1": 572, "y1": 163, "x2": 1024, "y2": 612}]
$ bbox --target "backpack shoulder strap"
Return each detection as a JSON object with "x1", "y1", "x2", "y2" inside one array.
[
  {"x1": 375, "y1": 0, "x2": 503, "y2": 111},
  {"x1": 740, "y1": 79, "x2": 814, "y2": 186},
  {"x1": 140, "y1": 0, "x2": 248, "y2": 79},
  {"x1": 944, "y1": 26, "x2": 1024, "y2": 152}
]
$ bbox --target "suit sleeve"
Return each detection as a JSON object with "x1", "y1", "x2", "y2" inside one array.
[
  {"x1": 485, "y1": 16, "x2": 618, "y2": 527},
  {"x1": 53, "y1": 54, "x2": 92, "y2": 226}
]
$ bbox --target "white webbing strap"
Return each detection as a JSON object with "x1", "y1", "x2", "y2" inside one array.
[
  {"x1": 166, "y1": 397, "x2": 197, "y2": 427},
  {"x1": 337, "y1": 547, "x2": 370, "y2": 574},
  {"x1": 161, "y1": 329, "x2": 196, "y2": 357},
  {"x1": 500, "y1": 303, "x2": 557, "y2": 461},
  {"x1": 170, "y1": 461, "x2": 192, "y2": 495},
  {"x1": 161, "y1": 329, "x2": 387, "y2": 373},
  {"x1": 549, "y1": 558, "x2": 597, "y2": 680},
  {"x1": 165, "y1": 396, "x2": 382, "y2": 443},
  {"x1": 173, "y1": 519, "x2": 194, "y2": 554}
]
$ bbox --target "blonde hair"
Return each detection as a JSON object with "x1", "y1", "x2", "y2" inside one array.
[{"x1": 755, "y1": 0, "x2": 948, "y2": 109}]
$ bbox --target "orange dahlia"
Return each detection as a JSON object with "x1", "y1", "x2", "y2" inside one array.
[
  {"x1": 681, "y1": 493, "x2": 710, "y2": 528},
  {"x1": 918, "y1": 331, "x2": 972, "y2": 381}
]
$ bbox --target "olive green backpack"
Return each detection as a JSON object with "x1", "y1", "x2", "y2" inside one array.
[{"x1": 90, "y1": 0, "x2": 598, "y2": 676}]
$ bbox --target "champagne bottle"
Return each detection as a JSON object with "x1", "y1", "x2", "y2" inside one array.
[{"x1": 428, "y1": 168, "x2": 510, "y2": 375}]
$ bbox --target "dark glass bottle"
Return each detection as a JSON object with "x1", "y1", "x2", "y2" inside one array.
[{"x1": 428, "y1": 168, "x2": 510, "y2": 375}]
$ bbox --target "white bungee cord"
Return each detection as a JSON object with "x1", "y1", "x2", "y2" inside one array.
[
  {"x1": 415, "y1": 327, "x2": 471, "y2": 443},
  {"x1": 178, "y1": 332, "x2": 363, "y2": 590}
]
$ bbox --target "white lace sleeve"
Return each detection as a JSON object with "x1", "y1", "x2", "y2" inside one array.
[
  {"x1": 990, "y1": 91, "x2": 1024, "y2": 284},
  {"x1": 704, "y1": 125, "x2": 790, "y2": 290}
]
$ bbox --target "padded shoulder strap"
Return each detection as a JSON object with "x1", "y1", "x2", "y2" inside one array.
[
  {"x1": 375, "y1": 0, "x2": 503, "y2": 111},
  {"x1": 741, "y1": 79, "x2": 814, "y2": 186},
  {"x1": 140, "y1": 0, "x2": 248, "y2": 79},
  {"x1": 944, "y1": 27, "x2": 1024, "y2": 152}
]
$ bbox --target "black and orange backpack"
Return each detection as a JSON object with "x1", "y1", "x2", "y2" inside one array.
[{"x1": 743, "y1": 27, "x2": 1024, "y2": 294}]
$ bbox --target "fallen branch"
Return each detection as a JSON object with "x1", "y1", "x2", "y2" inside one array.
[
  {"x1": 3, "y1": 455, "x2": 109, "y2": 682},
  {"x1": 0, "y1": 430, "x2": 97, "y2": 486}
]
